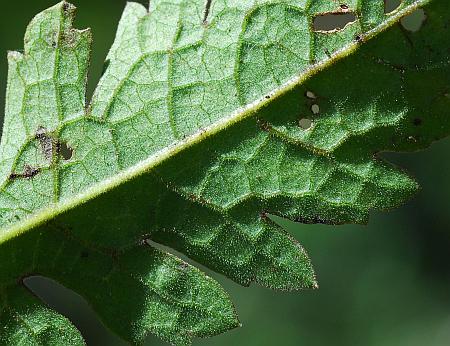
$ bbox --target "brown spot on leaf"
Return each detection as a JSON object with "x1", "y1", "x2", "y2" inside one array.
[
  {"x1": 23, "y1": 165, "x2": 40, "y2": 178},
  {"x1": 62, "y1": 2, "x2": 70, "y2": 12},
  {"x1": 257, "y1": 118, "x2": 272, "y2": 132},
  {"x1": 9, "y1": 165, "x2": 40, "y2": 180},
  {"x1": 179, "y1": 262, "x2": 189, "y2": 271},
  {"x1": 35, "y1": 127, "x2": 54, "y2": 160},
  {"x1": 203, "y1": 0, "x2": 213, "y2": 25},
  {"x1": 260, "y1": 211, "x2": 268, "y2": 221}
]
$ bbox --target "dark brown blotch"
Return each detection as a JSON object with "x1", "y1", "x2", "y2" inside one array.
[{"x1": 9, "y1": 165, "x2": 40, "y2": 180}]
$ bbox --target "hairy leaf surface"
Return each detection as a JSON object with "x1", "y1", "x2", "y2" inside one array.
[{"x1": 0, "y1": 0, "x2": 449, "y2": 344}]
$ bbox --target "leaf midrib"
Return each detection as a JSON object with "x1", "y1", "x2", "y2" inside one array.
[{"x1": 0, "y1": 0, "x2": 429, "y2": 244}]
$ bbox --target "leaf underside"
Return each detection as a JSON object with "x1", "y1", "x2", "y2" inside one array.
[{"x1": 0, "y1": 0, "x2": 449, "y2": 345}]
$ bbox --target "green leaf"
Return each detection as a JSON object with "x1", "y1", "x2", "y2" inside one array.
[
  {"x1": 0, "y1": 0, "x2": 449, "y2": 344},
  {"x1": 0, "y1": 285, "x2": 85, "y2": 345}
]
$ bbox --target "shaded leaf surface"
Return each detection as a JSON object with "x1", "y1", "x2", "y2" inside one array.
[{"x1": 0, "y1": 0, "x2": 449, "y2": 345}]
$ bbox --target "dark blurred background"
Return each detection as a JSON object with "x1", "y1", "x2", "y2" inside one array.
[{"x1": 1, "y1": 1, "x2": 450, "y2": 345}]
